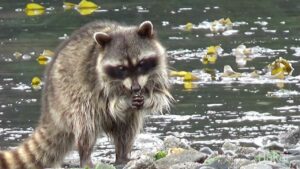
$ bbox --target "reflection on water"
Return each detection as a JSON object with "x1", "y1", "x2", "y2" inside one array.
[{"x1": 0, "y1": 0, "x2": 299, "y2": 162}]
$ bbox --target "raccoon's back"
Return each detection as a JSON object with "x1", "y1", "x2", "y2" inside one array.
[{"x1": 40, "y1": 21, "x2": 114, "y2": 125}]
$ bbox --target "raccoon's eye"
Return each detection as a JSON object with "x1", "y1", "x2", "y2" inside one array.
[
  {"x1": 137, "y1": 57, "x2": 158, "y2": 74},
  {"x1": 105, "y1": 65, "x2": 128, "y2": 79}
]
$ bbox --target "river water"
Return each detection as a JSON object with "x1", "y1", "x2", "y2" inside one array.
[{"x1": 0, "y1": 0, "x2": 299, "y2": 164}]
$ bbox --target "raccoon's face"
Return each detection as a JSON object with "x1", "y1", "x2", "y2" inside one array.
[{"x1": 94, "y1": 21, "x2": 167, "y2": 97}]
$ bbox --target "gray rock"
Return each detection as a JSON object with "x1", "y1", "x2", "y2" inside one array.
[
  {"x1": 240, "y1": 163, "x2": 272, "y2": 169},
  {"x1": 199, "y1": 166, "x2": 215, "y2": 169},
  {"x1": 236, "y1": 147, "x2": 257, "y2": 156},
  {"x1": 124, "y1": 155, "x2": 157, "y2": 169},
  {"x1": 290, "y1": 160, "x2": 300, "y2": 169},
  {"x1": 155, "y1": 149, "x2": 207, "y2": 169},
  {"x1": 285, "y1": 147, "x2": 300, "y2": 155},
  {"x1": 163, "y1": 136, "x2": 191, "y2": 150},
  {"x1": 169, "y1": 162, "x2": 202, "y2": 169},
  {"x1": 258, "y1": 161, "x2": 289, "y2": 169},
  {"x1": 205, "y1": 155, "x2": 233, "y2": 169},
  {"x1": 230, "y1": 158, "x2": 254, "y2": 169},
  {"x1": 132, "y1": 134, "x2": 164, "y2": 158},
  {"x1": 222, "y1": 142, "x2": 238, "y2": 152},
  {"x1": 285, "y1": 155, "x2": 300, "y2": 163},
  {"x1": 200, "y1": 147, "x2": 214, "y2": 155},
  {"x1": 94, "y1": 163, "x2": 116, "y2": 169},
  {"x1": 279, "y1": 128, "x2": 300, "y2": 146},
  {"x1": 264, "y1": 142, "x2": 284, "y2": 152}
]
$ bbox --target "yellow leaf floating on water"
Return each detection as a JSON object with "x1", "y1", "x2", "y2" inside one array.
[
  {"x1": 37, "y1": 49, "x2": 54, "y2": 65},
  {"x1": 250, "y1": 70, "x2": 261, "y2": 78},
  {"x1": 31, "y1": 77, "x2": 42, "y2": 90},
  {"x1": 170, "y1": 71, "x2": 199, "y2": 81},
  {"x1": 76, "y1": 0, "x2": 98, "y2": 15},
  {"x1": 202, "y1": 46, "x2": 221, "y2": 64},
  {"x1": 269, "y1": 57, "x2": 294, "y2": 79},
  {"x1": 25, "y1": 3, "x2": 45, "y2": 16},
  {"x1": 219, "y1": 18, "x2": 232, "y2": 27},
  {"x1": 183, "y1": 72, "x2": 199, "y2": 81},
  {"x1": 170, "y1": 71, "x2": 188, "y2": 77},
  {"x1": 26, "y1": 3, "x2": 45, "y2": 10},
  {"x1": 63, "y1": 2, "x2": 76, "y2": 10},
  {"x1": 221, "y1": 65, "x2": 241, "y2": 78},
  {"x1": 77, "y1": 8, "x2": 97, "y2": 15},
  {"x1": 184, "y1": 22, "x2": 193, "y2": 31},
  {"x1": 183, "y1": 82, "x2": 198, "y2": 90},
  {"x1": 210, "y1": 18, "x2": 232, "y2": 33},
  {"x1": 77, "y1": 0, "x2": 98, "y2": 8}
]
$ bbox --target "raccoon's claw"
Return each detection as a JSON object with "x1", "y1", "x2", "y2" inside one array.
[{"x1": 132, "y1": 95, "x2": 144, "y2": 109}]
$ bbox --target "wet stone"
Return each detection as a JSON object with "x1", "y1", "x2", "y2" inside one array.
[
  {"x1": 199, "y1": 166, "x2": 215, "y2": 169},
  {"x1": 285, "y1": 147, "x2": 300, "y2": 155},
  {"x1": 200, "y1": 147, "x2": 215, "y2": 155},
  {"x1": 240, "y1": 163, "x2": 273, "y2": 169},
  {"x1": 236, "y1": 147, "x2": 257, "y2": 154},
  {"x1": 155, "y1": 149, "x2": 207, "y2": 169},
  {"x1": 279, "y1": 128, "x2": 300, "y2": 146},
  {"x1": 169, "y1": 162, "x2": 202, "y2": 169},
  {"x1": 124, "y1": 155, "x2": 157, "y2": 169},
  {"x1": 264, "y1": 142, "x2": 284, "y2": 152},
  {"x1": 163, "y1": 136, "x2": 191, "y2": 150},
  {"x1": 222, "y1": 141, "x2": 239, "y2": 152},
  {"x1": 290, "y1": 160, "x2": 300, "y2": 169},
  {"x1": 231, "y1": 158, "x2": 254, "y2": 169},
  {"x1": 205, "y1": 155, "x2": 233, "y2": 169}
]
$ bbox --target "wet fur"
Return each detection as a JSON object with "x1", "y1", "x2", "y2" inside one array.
[{"x1": 0, "y1": 20, "x2": 172, "y2": 168}]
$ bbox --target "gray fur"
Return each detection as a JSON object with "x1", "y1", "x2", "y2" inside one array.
[{"x1": 38, "y1": 20, "x2": 173, "y2": 167}]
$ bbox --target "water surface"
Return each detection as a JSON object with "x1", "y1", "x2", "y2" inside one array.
[{"x1": 0, "y1": 0, "x2": 300, "y2": 163}]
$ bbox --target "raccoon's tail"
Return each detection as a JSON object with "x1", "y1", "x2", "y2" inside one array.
[{"x1": 0, "y1": 126, "x2": 75, "y2": 169}]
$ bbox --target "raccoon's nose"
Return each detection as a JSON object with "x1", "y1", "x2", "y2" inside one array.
[{"x1": 131, "y1": 79, "x2": 141, "y2": 93}]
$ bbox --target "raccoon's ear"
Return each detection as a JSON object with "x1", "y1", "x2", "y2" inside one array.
[
  {"x1": 93, "y1": 32, "x2": 111, "y2": 47},
  {"x1": 137, "y1": 21, "x2": 154, "y2": 38}
]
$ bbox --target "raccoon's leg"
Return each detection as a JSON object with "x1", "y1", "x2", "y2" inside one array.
[
  {"x1": 113, "y1": 127, "x2": 134, "y2": 164},
  {"x1": 77, "y1": 133, "x2": 96, "y2": 167},
  {"x1": 113, "y1": 113, "x2": 142, "y2": 164}
]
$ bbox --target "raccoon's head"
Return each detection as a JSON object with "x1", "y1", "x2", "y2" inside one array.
[{"x1": 93, "y1": 21, "x2": 170, "y2": 102}]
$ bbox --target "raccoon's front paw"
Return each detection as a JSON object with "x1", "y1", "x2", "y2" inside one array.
[{"x1": 132, "y1": 95, "x2": 144, "y2": 109}]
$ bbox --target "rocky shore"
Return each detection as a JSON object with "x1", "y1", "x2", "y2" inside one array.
[{"x1": 65, "y1": 128, "x2": 300, "y2": 169}]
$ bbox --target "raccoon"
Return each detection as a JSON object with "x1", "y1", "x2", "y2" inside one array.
[{"x1": 0, "y1": 20, "x2": 173, "y2": 168}]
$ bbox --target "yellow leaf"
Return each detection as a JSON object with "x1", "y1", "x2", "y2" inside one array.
[
  {"x1": 183, "y1": 82, "x2": 197, "y2": 90},
  {"x1": 202, "y1": 54, "x2": 217, "y2": 64},
  {"x1": 183, "y1": 72, "x2": 199, "y2": 81},
  {"x1": 25, "y1": 3, "x2": 45, "y2": 10},
  {"x1": 31, "y1": 77, "x2": 42, "y2": 90},
  {"x1": 63, "y1": 2, "x2": 76, "y2": 10},
  {"x1": 250, "y1": 70, "x2": 260, "y2": 78},
  {"x1": 37, "y1": 55, "x2": 49, "y2": 65},
  {"x1": 184, "y1": 22, "x2": 193, "y2": 31},
  {"x1": 207, "y1": 46, "x2": 217, "y2": 54},
  {"x1": 25, "y1": 3, "x2": 45, "y2": 16},
  {"x1": 25, "y1": 9, "x2": 45, "y2": 16},
  {"x1": 170, "y1": 71, "x2": 188, "y2": 77},
  {"x1": 207, "y1": 55, "x2": 217, "y2": 63},
  {"x1": 37, "y1": 50, "x2": 54, "y2": 65},
  {"x1": 222, "y1": 65, "x2": 241, "y2": 78},
  {"x1": 224, "y1": 18, "x2": 232, "y2": 26},
  {"x1": 13, "y1": 52, "x2": 22, "y2": 60},
  {"x1": 42, "y1": 49, "x2": 55, "y2": 57},
  {"x1": 269, "y1": 57, "x2": 294, "y2": 77},
  {"x1": 77, "y1": 0, "x2": 98, "y2": 9},
  {"x1": 77, "y1": 8, "x2": 97, "y2": 15}
]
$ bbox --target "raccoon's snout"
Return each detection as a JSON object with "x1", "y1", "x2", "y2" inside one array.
[{"x1": 131, "y1": 79, "x2": 141, "y2": 94}]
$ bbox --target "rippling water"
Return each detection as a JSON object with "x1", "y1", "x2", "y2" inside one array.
[{"x1": 0, "y1": 0, "x2": 299, "y2": 163}]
